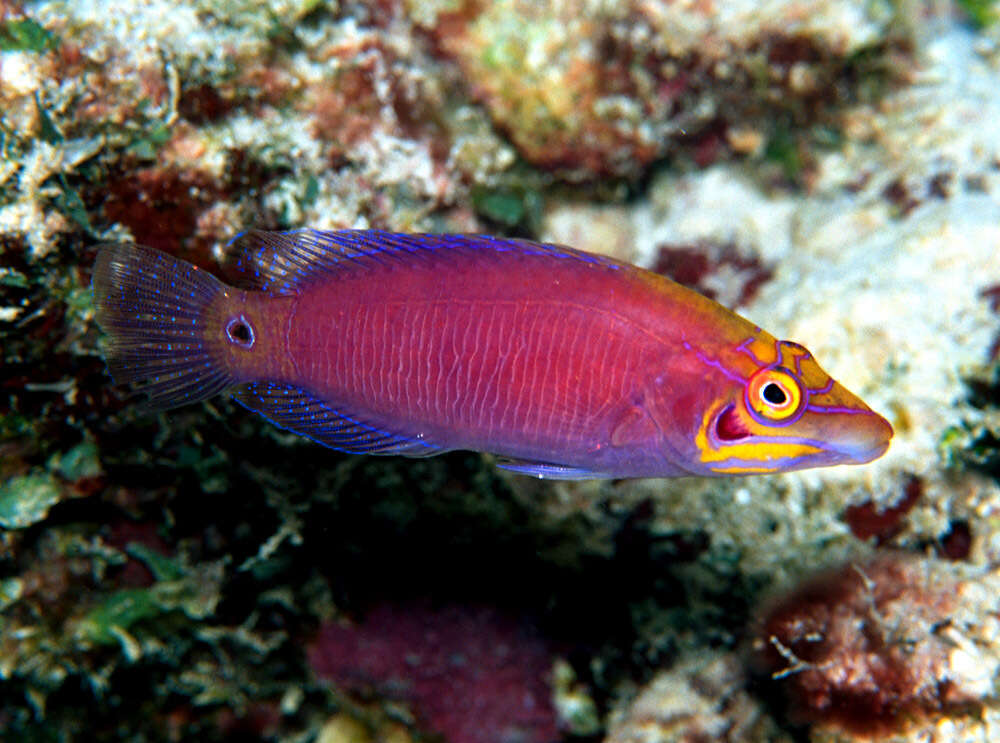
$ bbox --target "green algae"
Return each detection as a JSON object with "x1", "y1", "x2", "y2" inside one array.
[
  {"x1": 77, "y1": 588, "x2": 174, "y2": 649},
  {"x1": 50, "y1": 440, "x2": 101, "y2": 481},
  {"x1": 763, "y1": 125, "x2": 804, "y2": 182},
  {"x1": 0, "y1": 267, "x2": 29, "y2": 288},
  {"x1": 940, "y1": 359, "x2": 1000, "y2": 480},
  {"x1": 0, "y1": 18, "x2": 58, "y2": 53},
  {"x1": 76, "y1": 561, "x2": 223, "y2": 657},
  {"x1": 941, "y1": 420, "x2": 1000, "y2": 478},
  {"x1": 471, "y1": 183, "x2": 543, "y2": 229},
  {"x1": 125, "y1": 121, "x2": 173, "y2": 161},
  {"x1": 125, "y1": 542, "x2": 187, "y2": 582},
  {"x1": 957, "y1": 0, "x2": 999, "y2": 27},
  {"x1": 0, "y1": 472, "x2": 61, "y2": 529}
]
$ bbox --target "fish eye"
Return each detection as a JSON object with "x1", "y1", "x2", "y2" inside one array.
[
  {"x1": 746, "y1": 367, "x2": 803, "y2": 423},
  {"x1": 762, "y1": 382, "x2": 786, "y2": 405}
]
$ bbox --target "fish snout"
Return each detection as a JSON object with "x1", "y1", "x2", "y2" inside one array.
[{"x1": 835, "y1": 410, "x2": 894, "y2": 464}]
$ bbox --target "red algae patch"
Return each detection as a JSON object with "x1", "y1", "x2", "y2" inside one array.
[
  {"x1": 843, "y1": 475, "x2": 923, "y2": 544},
  {"x1": 754, "y1": 558, "x2": 997, "y2": 737},
  {"x1": 308, "y1": 603, "x2": 560, "y2": 743},
  {"x1": 938, "y1": 520, "x2": 973, "y2": 561},
  {"x1": 653, "y1": 242, "x2": 774, "y2": 308},
  {"x1": 101, "y1": 166, "x2": 229, "y2": 263}
]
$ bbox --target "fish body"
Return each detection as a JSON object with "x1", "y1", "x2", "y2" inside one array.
[{"x1": 92, "y1": 230, "x2": 892, "y2": 478}]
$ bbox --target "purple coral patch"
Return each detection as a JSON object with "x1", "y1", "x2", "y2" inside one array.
[{"x1": 309, "y1": 603, "x2": 560, "y2": 743}]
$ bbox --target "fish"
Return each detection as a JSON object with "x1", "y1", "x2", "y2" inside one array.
[{"x1": 91, "y1": 229, "x2": 893, "y2": 479}]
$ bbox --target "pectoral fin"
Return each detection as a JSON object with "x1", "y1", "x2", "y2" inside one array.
[{"x1": 610, "y1": 405, "x2": 657, "y2": 447}]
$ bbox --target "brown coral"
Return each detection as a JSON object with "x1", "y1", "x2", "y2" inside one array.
[{"x1": 754, "y1": 558, "x2": 989, "y2": 737}]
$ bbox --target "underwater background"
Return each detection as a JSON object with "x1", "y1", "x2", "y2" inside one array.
[{"x1": 2, "y1": 0, "x2": 1000, "y2": 741}]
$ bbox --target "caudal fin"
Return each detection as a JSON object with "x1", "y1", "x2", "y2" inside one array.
[{"x1": 92, "y1": 243, "x2": 235, "y2": 411}]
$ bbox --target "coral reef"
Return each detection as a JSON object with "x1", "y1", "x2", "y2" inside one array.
[
  {"x1": 605, "y1": 557, "x2": 1000, "y2": 743},
  {"x1": 754, "y1": 557, "x2": 1000, "y2": 738},
  {"x1": 422, "y1": 0, "x2": 908, "y2": 180},
  {"x1": 605, "y1": 652, "x2": 788, "y2": 743},
  {"x1": 3, "y1": 0, "x2": 1000, "y2": 741}
]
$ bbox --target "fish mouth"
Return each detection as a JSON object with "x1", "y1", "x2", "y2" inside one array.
[
  {"x1": 826, "y1": 413, "x2": 894, "y2": 464},
  {"x1": 709, "y1": 402, "x2": 894, "y2": 467},
  {"x1": 833, "y1": 434, "x2": 892, "y2": 464}
]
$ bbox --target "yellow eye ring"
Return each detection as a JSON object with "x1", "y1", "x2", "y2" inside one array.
[{"x1": 746, "y1": 367, "x2": 804, "y2": 424}]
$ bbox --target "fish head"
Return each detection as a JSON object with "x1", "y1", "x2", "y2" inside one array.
[{"x1": 689, "y1": 338, "x2": 893, "y2": 475}]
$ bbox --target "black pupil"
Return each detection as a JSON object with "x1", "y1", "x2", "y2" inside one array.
[
  {"x1": 762, "y1": 382, "x2": 787, "y2": 405},
  {"x1": 231, "y1": 322, "x2": 251, "y2": 342}
]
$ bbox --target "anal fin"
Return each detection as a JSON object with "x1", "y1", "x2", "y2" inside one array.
[
  {"x1": 496, "y1": 458, "x2": 612, "y2": 480},
  {"x1": 233, "y1": 382, "x2": 442, "y2": 457}
]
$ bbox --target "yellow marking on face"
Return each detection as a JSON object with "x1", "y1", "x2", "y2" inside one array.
[
  {"x1": 693, "y1": 401, "x2": 824, "y2": 471},
  {"x1": 702, "y1": 440, "x2": 825, "y2": 466},
  {"x1": 742, "y1": 335, "x2": 780, "y2": 365},
  {"x1": 707, "y1": 464, "x2": 780, "y2": 474}
]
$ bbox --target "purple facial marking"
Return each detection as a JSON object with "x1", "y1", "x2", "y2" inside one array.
[
  {"x1": 805, "y1": 404, "x2": 870, "y2": 415},
  {"x1": 808, "y1": 379, "x2": 835, "y2": 395},
  {"x1": 736, "y1": 336, "x2": 768, "y2": 365},
  {"x1": 226, "y1": 314, "x2": 255, "y2": 349},
  {"x1": 777, "y1": 342, "x2": 807, "y2": 375},
  {"x1": 692, "y1": 349, "x2": 747, "y2": 384}
]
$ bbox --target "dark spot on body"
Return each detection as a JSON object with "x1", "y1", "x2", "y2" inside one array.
[
  {"x1": 230, "y1": 322, "x2": 251, "y2": 344},
  {"x1": 225, "y1": 316, "x2": 255, "y2": 349}
]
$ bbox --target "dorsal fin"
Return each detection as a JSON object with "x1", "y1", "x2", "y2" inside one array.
[{"x1": 229, "y1": 229, "x2": 624, "y2": 295}]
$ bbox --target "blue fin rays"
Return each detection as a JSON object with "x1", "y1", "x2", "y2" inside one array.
[
  {"x1": 232, "y1": 382, "x2": 442, "y2": 457},
  {"x1": 229, "y1": 229, "x2": 623, "y2": 296}
]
